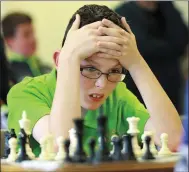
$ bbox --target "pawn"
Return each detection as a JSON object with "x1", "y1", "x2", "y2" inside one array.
[
  {"x1": 55, "y1": 136, "x2": 65, "y2": 161},
  {"x1": 4, "y1": 129, "x2": 17, "y2": 158},
  {"x1": 39, "y1": 136, "x2": 49, "y2": 160},
  {"x1": 46, "y1": 134, "x2": 56, "y2": 160},
  {"x1": 64, "y1": 139, "x2": 72, "y2": 163},
  {"x1": 122, "y1": 134, "x2": 137, "y2": 161},
  {"x1": 88, "y1": 138, "x2": 96, "y2": 163},
  {"x1": 110, "y1": 136, "x2": 123, "y2": 161},
  {"x1": 110, "y1": 135, "x2": 119, "y2": 156},
  {"x1": 142, "y1": 135, "x2": 155, "y2": 160},
  {"x1": 6, "y1": 138, "x2": 18, "y2": 162},
  {"x1": 158, "y1": 133, "x2": 172, "y2": 156}
]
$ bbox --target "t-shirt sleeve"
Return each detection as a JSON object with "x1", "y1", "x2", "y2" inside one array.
[{"x1": 7, "y1": 77, "x2": 51, "y2": 136}]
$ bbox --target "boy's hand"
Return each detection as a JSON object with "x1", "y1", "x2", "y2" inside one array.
[
  {"x1": 60, "y1": 14, "x2": 122, "y2": 61},
  {"x1": 96, "y1": 17, "x2": 143, "y2": 70}
]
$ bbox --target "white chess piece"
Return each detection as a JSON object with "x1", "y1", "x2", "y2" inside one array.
[
  {"x1": 55, "y1": 136, "x2": 65, "y2": 160},
  {"x1": 158, "y1": 133, "x2": 172, "y2": 156},
  {"x1": 26, "y1": 143, "x2": 35, "y2": 159},
  {"x1": 127, "y1": 117, "x2": 140, "y2": 134},
  {"x1": 39, "y1": 136, "x2": 49, "y2": 160},
  {"x1": 147, "y1": 131, "x2": 158, "y2": 156},
  {"x1": 18, "y1": 111, "x2": 35, "y2": 159},
  {"x1": 7, "y1": 138, "x2": 18, "y2": 162},
  {"x1": 110, "y1": 135, "x2": 118, "y2": 155},
  {"x1": 69, "y1": 128, "x2": 77, "y2": 157},
  {"x1": 46, "y1": 134, "x2": 56, "y2": 160},
  {"x1": 132, "y1": 134, "x2": 142, "y2": 157},
  {"x1": 127, "y1": 117, "x2": 142, "y2": 157},
  {"x1": 19, "y1": 111, "x2": 31, "y2": 135},
  {"x1": 141, "y1": 133, "x2": 147, "y2": 153}
]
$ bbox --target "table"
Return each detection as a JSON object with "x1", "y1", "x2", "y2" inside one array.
[{"x1": 1, "y1": 160, "x2": 176, "y2": 172}]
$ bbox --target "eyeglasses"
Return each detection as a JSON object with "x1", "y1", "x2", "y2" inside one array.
[{"x1": 80, "y1": 67, "x2": 127, "y2": 83}]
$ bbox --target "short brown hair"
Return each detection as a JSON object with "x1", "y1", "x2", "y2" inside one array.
[{"x1": 2, "y1": 12, "x2": 32, "y2": 38}]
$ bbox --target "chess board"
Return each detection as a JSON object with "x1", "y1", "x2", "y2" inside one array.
[{"x1": 1, "y1": 152, "x2": 180, "y2": 172}]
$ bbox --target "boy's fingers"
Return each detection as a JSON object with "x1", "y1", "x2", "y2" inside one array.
[
  {"x1": 98, "y1": 27, "x2": 123, "y2": 37},
  {"x1": 102, "y1": 19, "x2": 120, "y2": 29},
  {"x1": 70, "y1": 14, "x2": 80, "y2": 31},
  {"x1": 121, "y1": 17, "x2": 132, "y2": 34},
  {"x1": 84, "y1": 21, "x2": 103, "y2": 29}
]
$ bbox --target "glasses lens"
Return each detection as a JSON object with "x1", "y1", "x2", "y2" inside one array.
[
  {"x1": 108, "y1": 73, "x2": 125, "y2": 82},
  {"x1": 81, "y1": 68, "x2": 101, "y2": 79}
]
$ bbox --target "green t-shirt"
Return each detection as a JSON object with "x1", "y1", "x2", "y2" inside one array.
[
  {"x1": 8, "y1": 51, "x2": 42, "y2": 76},
  {"x1": 7, "y1": 69, "x2": 149, "y2": 157}
]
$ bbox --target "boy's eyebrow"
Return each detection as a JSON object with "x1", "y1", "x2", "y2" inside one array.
[{"x1": 86, "y1": 59, "x2": 121, "y2": 68}]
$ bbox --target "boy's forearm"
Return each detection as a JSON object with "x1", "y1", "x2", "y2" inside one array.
[
  {"x1": 128, "y1": 56, "x2": 183, "y2": 149},
  {"x1": 49, "y1": 53, "x2": 81, "y2": 139}
]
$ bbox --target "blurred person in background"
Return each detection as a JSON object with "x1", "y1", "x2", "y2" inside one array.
[
  {"x1": 0, "y1": 35, "x2": 16, "y2": 129},
  {"x1": 115, "y1": 1, "x2": 188, "y2": 114},
  {"x1": 2, "y1": 12, "x2": 51, "y2": 83}
]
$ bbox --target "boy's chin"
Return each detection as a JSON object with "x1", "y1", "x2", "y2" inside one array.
[{"x1": 82, "y1": 103, "x2": 102, "y2": 111}]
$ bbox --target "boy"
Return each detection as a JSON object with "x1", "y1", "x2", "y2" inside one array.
[
  {"x1": 2, "y1": 12, "x2": 51, "y2": 83},
  {"x1": 7, "y1": 5, "x2": 182, "y2": 157}
]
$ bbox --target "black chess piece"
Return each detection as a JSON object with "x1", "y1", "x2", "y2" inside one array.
[
  {"x1": 63, "y1": 139, "x2": 72, "y2": 163},
  {"x1": 10, "y1": 129, "x2": 17, "y2": 138},
  {"x1": 95, "y1": 115, "x2": 112, "y2": 163},
  {"x1": 72, "y1": 118, "x2": 86, "y2": 163},
  {"x1": 142, "y1": 135, "x2": 155, "y2": 160},
  {"x1": 122, "y1": 134, "x2": 137, "y2": 161},
  {"x1": 3, "y1": 129, "x2": 17, "y2": 158},
  {"x1": 16, "y1": 128, "x2": 31, "y2": 162},
  {"x1": 88, "y1": 138, "x2": 96, "y2": 163},
  {"x1": 110, "y1": 136, "x2": 123, "y2": 161}
]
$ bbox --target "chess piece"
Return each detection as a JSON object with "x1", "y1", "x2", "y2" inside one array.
[
  {"x1": 6, "y1": 138, "x2": 18, "y2": 162},
  {"x1": 142, "y1": 135, "x2": 155, "y2": 160},
  {"x1": 122, "y1": 134, "x2": 137, "y2": 161},
  {"x1": 72, "y1": 118, "x2": 86, "y2": 163},
  {"x1": 110, "y1": 136, "x2": 123, "y2": 161},
  {"x1": 55, "y1": 136, "x2": 65, "y2": 161},
  {"x1": 127, "y1": 117, "x2": 142, "y2": 157},
  {"x1": 127, "y1": 117, "x2": 140, "y2": 134},
  {"x1": 39, "y1": 136, "x2": 49, "y2": 160},
  {"x1": 110, "y1": 135, "x2": 119, "y2": 156},
  {"x1": 19, "y1": 111, "x2": 31, "y2": 135},
  {"x1": 158, "y1": 133, "x2": 172, "y2": 156},
  {"x1": 64, "y1": 139, "x2": 72, "y2": 163},
  {"x1": 25, "y1": 144, "x2": 35, "y2": 159},
  {"x1": 95, "y1": 115, "x2": 112, "y2": 162},
  {"x1": 19, "y1": 111, "x2": 35, "y2": 159},
  {"x1": 4, "y1": 129, "x2": 17, "y2": 158},
  {"x1": 69, "y1": 128, "x2": 77, "y2": 157},
  {"x1": 88, "y1": 138, "x2": 96, "y2": 163},
  {"x1": 16, "y1": 128, "x2": 31, "y2": 162},
  {"x1": 143, "y1": 131, "x2": 158, "y2": 156},
  {"x1": 46, "y1": 133, "x2": 56, "y2": 160}
]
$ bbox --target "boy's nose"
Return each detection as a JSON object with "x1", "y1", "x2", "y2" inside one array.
[{"x1": 95, "y1": 75, "x2": 108, "y2": 89}]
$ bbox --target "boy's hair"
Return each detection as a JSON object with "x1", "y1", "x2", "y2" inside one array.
[
  {"x1": 2, "y1": 12, "x2": 32, "y2": 38},
  {"x1": 62, "y1": 4, "x2": 125, "y2": 47}
]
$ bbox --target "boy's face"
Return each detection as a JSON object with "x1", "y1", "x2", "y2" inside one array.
[
  {"x1": 7, "y1": 23, "x2": 36, "y2": 57},
  {"x1": 80, "y1": 55, "x2": 121, "y2": 110}
]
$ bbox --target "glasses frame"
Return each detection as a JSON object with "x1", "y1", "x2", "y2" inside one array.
[{"x1": 80, "y1": 67, "x2": 128, "y2": 83}]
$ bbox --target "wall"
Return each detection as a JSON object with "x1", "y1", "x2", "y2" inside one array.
[{"x1": 1, "y1": 1, "x2": 188, "y2": 66}]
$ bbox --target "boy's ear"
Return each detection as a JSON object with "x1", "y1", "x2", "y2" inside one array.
[
  {"x1": 53, "y1": 50, "x2": 60, "y2": 68},
  {"x1": 4, "y1": 37, "x2": 14, "y2": 48}
]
